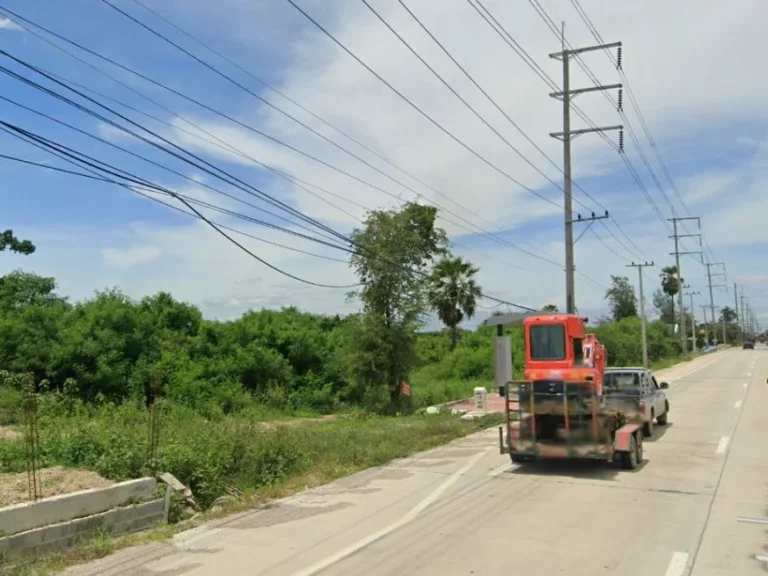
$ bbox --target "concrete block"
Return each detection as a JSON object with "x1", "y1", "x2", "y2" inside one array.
[
  {"x1": 0, "y1": 498, "x2": 166, "y2": 558},
  {"x1": 0, "y1": 478, "x2": 157, "y2": 538}
]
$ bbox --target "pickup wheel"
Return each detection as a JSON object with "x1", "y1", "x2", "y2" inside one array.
[
  {"x1": 620, "y1": 434, "x2": 640, "y2": 470},
  {"x1": 643, "y1": 411, "x2": 655, "y2": 437},
  {"x1": 656, "y1": 402, "x2": 669, "y2": 425},
  {"x1": 510, "y1": 454, "x2": 526, "y2": 463}
]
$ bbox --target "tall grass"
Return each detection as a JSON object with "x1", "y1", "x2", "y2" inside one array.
[{"x1": 0, "y1": 396, "x2": 498, "y2": 509}]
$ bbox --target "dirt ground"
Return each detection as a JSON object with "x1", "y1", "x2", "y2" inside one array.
[
  {"x1": 0, "y1": 466, "x2": 114, "y2": 508},
  {"x1": 0, "y1": 426, "x2": 21, "y2": 441}
]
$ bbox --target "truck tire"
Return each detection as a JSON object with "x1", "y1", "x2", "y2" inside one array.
[
  {"x1": 511, "y1": 454, "x2": 527, "y2": 463},
  {"x1": 620, "y1": 434, "x2": 640, "y2": 470},
  {"x1": 656, "y1": 402, "x2": 669, "y2": 425},
  {"x1": 643, "y1": 411, "x2": 655, "y2": 437}
]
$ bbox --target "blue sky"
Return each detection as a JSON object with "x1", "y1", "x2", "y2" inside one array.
[{"x1": 1, "y1": 0, "x2": 767, "y2": 330}]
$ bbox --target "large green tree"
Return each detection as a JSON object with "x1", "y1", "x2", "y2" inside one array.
[
  {"x1": 348, "y1": 202, "x2": 448, "y2": 405},
  {"x1": 652, "y1": 288, "x2": 675, "y2": 324},
  {"x1": 0, "y1": 230, "x2": 35, "y2": 255},
  {"x1": 428, "y1": 256, "x2": 482, "y2": 350},
  {"x1": 605, "y1": 275, "x2": 638, "y2": 321},
  {"x1": 660, "y1": 266, "x2": 682, "y2": 320}
]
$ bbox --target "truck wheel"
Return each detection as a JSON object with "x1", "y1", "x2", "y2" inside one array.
[
  {"x1": 510, "y1": 454, "x2": 527, "y2": 464},
  {"x1": 656, "y1": 403, "x2": 668, "y2": 425},
  {"x1": 643, "y1": 411, "x2": 655, "y2": 437},
  {"x1": 620, "y1": 434, "x2": 639, "y2": 470}
]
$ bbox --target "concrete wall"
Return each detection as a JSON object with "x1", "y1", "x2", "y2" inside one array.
[{"x1": 0, "y1": 477, "x2": 166, "y2": 558}]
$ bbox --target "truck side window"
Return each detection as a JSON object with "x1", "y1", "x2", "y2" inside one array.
[{"x1": 573, "y1": 338, "x2": 584, "y2": 364}]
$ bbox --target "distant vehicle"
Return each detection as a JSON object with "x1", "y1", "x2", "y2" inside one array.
[
  {"x1": 743, "y1": 340, "x2": 755, "y2": 350},
  {"x1": 603, "y1": 368, "x2": 670, "y2": 438}
]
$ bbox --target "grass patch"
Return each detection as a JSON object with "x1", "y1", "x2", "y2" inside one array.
[{"x1": 0, "y1": 405, "x2": 500, "y2": 575}]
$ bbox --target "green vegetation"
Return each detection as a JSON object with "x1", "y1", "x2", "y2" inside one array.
[{"x1": 0, "y1": 204, "x2": 689, "y2": 523}]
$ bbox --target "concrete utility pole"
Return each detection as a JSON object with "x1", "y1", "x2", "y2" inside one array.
[
  {"x1": 700, "y1": 305, "x2": 709, "y2": 345},
  {"x1": 627, "y1": 261, "x2": 654, "y2": 367},
  {"x1": 549, "y1": 26, "x2": 621, "y2": 314},
  {"x1": 734, "y1": 283, "x2": 740, "y2": 340},
  {"x1": 705, "y1": 262, "x2": 727, "y2": 345},
  {"x1": 668, "y1": 217, "x2": 701, "y2": 353},
  {"x1": 740, "y1": 295, "x2": 747, "y2": 340},
  {"x1": 684, "y1": 289, "x2": 700, "y2": 353}
]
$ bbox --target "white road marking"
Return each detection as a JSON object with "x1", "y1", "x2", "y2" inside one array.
[
  {"x1": 756, "y1": 554, "x2": 768, "y2": 563},
  {"x1": 716, "y1": 436, "x2": 730, "y2": 454},
  {"x1": 743, "y1": 382, "x2": 749, "y2": 389},
  {"x1": 292, "y1": 450, "x2": 489, "y2": 576},
  {"x1": 737, "y1": 516, "x2": 768, "y2": 525},
  {"x1": 664, "y1": 552, "x2": 689, "y2": 576},
  {"x1": 734, "y1": 400, "x2": 743, "y2": 409}
]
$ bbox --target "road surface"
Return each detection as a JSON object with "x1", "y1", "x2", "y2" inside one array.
[{"x1": 67, "y1": 348, "x2": 767, "y2": 576}]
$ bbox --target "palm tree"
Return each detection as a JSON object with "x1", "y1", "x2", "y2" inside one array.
[
  {"x1": 428, "y1": 256, "x2": 482, "y2": 350},
  {"x1": 660, "y1": 265, "x2": 682, "y2": 320}
]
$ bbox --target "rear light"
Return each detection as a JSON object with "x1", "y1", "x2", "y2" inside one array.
[{"x1": 639, "y1": 400, "x2": 646, "y2": 414}]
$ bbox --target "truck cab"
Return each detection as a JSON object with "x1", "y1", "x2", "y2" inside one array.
[{"x1": 522, "y1": 314, "x2": 605, "y2": 396}]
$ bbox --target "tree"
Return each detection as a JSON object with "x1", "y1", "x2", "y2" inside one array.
[
  {"x1": 542, "y1": 304, "x2": 558, "y2": 312},
  {"x1": 0, "y1": 230, "x2": 35, "y2": 255},
  {"x1": 605, "y1": 275, "x2": 638, "y2": 321},
  {"x1": 660, "y1": 266, "x2": 682, "y2": 319},
  {"x1": 719, "y1": 306, "x2": 737, "y2": 323},
  {"x1": 428, "y1": 256, "x2": 482, "y2": 350},
  {"x1": 348, "y1": 202, "x2": 448, "y2": 405},
  {"x1": 652, "y1": 288, "x2": 675, "y2": 324}
]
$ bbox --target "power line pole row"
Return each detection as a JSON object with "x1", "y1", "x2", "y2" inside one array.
[
  {"x1": 699, "y1": 304, "x2": 710, "y2": 346},
  {"x1": 550, "y1": 27, "x2": 622, "y2": 314},
  {"x1": 669, "y1": 216, "x2": 701, "y2": 353},
  {"x1": 627, "y1": 261, "x2": 654, "y2": 367},
  {"x1": 683, "y1": 288, "x2": 700, "y2": 353},
  {"x1": 705, "y1": 262, "x2": 727, "y2": 345}
]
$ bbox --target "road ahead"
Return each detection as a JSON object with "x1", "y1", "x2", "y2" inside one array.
[{"x1": 68, "y1": 348, "x2": 768, "y2": 576}]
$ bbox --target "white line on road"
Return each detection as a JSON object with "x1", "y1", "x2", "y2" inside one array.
[
  {"x1": 664, "y1": 552, "x2": 689, "y2": 576},
  {"x1": 756, "y1": 554, "x2": 768, "y2": 563},
  {"x1": 292, "y1": 449, "x2": 489, "y2": 576},
  {"x1": 716, "y1": 436, "x2": 730, "y2": 454},
  {"x1": 743, "y1": 382, "x2": 749, "y2": 388},
  {"x1": 734, "y1": 399, "x2": 743, "y2": 409}
]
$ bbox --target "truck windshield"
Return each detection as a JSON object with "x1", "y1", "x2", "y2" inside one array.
[
  {"x1": 604, "y1": 372, "x2": 640, "y2": 390},
  {"x1": 529, "y1": 324, "x2": 566, "y2": 360}
]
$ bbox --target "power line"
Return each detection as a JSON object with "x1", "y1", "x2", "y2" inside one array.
[
  {"x1": 464, "y1": 0, "x2": 653, "y2": 263},
  {"x1": 1, "y1": 121, "x2": 536, "y2": 310},
  {"x1": 0, "y1": 125, "x2": 359, "y2": 289},
  {"x1": 394, "y1": 0, "x2": 645, "y2": 264},
  {"x1": 0, "y1": 4, "x2": 565, "y2": 270}
]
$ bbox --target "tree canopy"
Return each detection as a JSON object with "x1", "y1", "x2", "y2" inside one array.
[{"x1": 605, "y1": 275, "x2": 638, "y2": 321}]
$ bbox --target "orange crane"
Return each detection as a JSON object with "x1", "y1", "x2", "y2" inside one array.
[{"x1": 485, "y1": 312, "x2": 644, "y2": 470}]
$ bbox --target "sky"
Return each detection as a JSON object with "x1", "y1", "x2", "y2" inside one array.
[{"x1": 0, "y1": 0, "x2": 767, "y2": 330}]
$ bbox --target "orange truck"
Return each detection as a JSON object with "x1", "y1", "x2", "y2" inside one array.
[{"x1": 485, "y1": 312, "x2": 645, "y2": 470}]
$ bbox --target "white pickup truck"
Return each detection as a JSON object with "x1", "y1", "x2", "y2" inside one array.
[{"x1": 604, "y1": 367, "x2": 670, "y2": 437}]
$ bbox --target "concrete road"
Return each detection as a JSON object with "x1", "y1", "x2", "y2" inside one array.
[{"x1": 67, "y1": 349, "x2": 768, "y2": 576}]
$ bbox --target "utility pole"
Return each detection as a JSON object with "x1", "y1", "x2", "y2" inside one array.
[
  {"x1": 668, "y1": 217, "x2": 701, "y2": 353},
  {"x1": 734, "y1": 283, "x2": 740, "y2": 340},
  {"x1": 705, "y1": 262, "x2": 727, "y2": 345},
  {"x1": 684, "y1": 289, "x2": 700, "y2": 352},
  {"x1": 741, "y1": 295, "x2": 747, "y2": 340},
  {"x1": 627, "y1": 261, "x2": 654, "y2": 367},
  {"x1": 550, "y1": 28, "x2": 622, "y2": 314},
  {"x1": 699, "y1": 305, "x2": 709, "y2": 345}
]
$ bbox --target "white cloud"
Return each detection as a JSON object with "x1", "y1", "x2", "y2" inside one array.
[
  {"x1": 0, "y1": 17, "x2": 23, "y2": 32},
  {"x1": 5, "y1": 0, "x2": 768, "y2": 323},
  {"x1": 102, "y1": 245, "x2": 161, "y2": 268}
]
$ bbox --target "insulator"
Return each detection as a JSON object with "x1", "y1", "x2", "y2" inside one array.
[
  {"x1": 617, "y1": 88, "x2": 624, "y2": 112},
  {"x1": 616, "y1": 46, "x2": 623, "y2": 70},
  {"x1": 618, "y1": 129, "x2": 625, "y2": 153}
]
